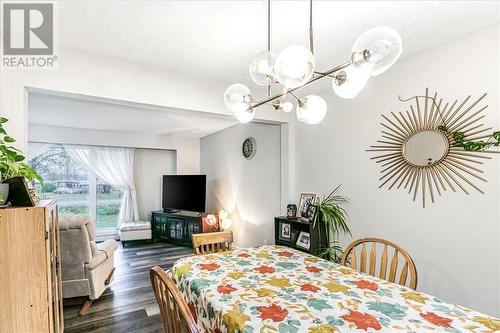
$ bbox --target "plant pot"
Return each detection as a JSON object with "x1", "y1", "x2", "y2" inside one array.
[{"x1": 0, "y1": 183, "x2": 9, "y2": 205}]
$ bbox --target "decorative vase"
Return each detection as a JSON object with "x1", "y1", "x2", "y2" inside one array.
[{"x1": 0, "y1": 183, "x2": 9, "y2": 205}]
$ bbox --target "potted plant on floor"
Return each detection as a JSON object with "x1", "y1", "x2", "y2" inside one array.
[
  {"x1": 0, "y1": 117, "x2": 43, "y2": 206},
  {"x1": 311, "y1": 185, "x2": 351, "y2": 263}
]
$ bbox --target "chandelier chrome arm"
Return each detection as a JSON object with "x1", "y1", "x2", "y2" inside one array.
[{"x1": 250, "y1": 59, "x2": 352, "y2": 110}]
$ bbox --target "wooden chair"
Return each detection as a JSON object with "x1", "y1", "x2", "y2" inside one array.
[
  {"x1": 341, "y1": 237, "x2": 418, "y2": 289},
  {"x1": 192, "y1": 231, "x2": 233, "y2": 255},
  {"x1": 149, "y1": 266, "x2": 199, "y2": 333}
]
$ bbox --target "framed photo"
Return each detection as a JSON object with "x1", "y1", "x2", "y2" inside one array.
[
  {"x1": 298, "y1": 192, "x2": 317, "y2": 219},
  {"x1": 296, "y1": 231, "x2": 311, "y2": 250},
  {"x1": 286, "y1": 204, "x2": 297, "y2": 219},
  {"x1": 306, "y1": 204, "x2": 317, "y2": 222},
  {"x1": 4, "y1": 177, "x2": 35, "y2": 207},
  {"x1": 278, "y1": 221, "x2": 292, "y2": 241}
]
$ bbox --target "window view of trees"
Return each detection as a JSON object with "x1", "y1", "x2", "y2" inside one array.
[{"x1": 28, "y1": 143, "x2": 123, "y2": 230}]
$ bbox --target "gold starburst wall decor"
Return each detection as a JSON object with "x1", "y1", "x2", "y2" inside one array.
[{"x1": 367, "y1": 88, "x2": 500, "y2": 208}]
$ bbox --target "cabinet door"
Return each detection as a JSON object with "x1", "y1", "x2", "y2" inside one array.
[
  {"x1": 184, "y1": 219, "x2": 201, "y2": 242},
  {"x1": 168, "y1": 218, "x2": 184, "y2": 240},
  {"x1": 0, "y1": 206, "x2": 49, "y2": 332},
  {"x1": 153, "y1": 215, "x2": 169, "y2": 239}
]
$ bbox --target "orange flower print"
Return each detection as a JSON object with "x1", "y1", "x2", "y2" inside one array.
[
  {"x1": 352, "y1": 279, "x2": 378, "y2": 291},
  {"x1": 341, "y1": 310, "x2": 381, "y2": 331},
  {"x1": 420, "y1": 312, "x2": 452, "y2": 327},
  {"x1": 257, "y1": 304, "x2": 289, "y2": 322},
  {"x1": 217, "y1": 284, "x2": 237, "y2": 294},
  {"x1": 301, "y1": 283, "x2": 320, "y2": 293},
  {"x1": 306, "y1": 266, "x2": 322, "y2": 273},
  {"x1": 238, "y1": 252, "x2": 251, "y2": 258},
  {"x1": 188, "y1": 302, "x2": 198, "y2": 322},
  {"x1": 200, "y1": 263, "x2": 220, "y2": 271},
  {"x1": 255, "y1": 265, "x2": 276, "y2": 274},
  {"x1": 277, "y1": 251, "x2": 294, "y2": 257}
]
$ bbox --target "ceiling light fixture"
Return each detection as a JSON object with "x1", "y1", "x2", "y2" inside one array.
[{"x1": 224, "y1": 0, "x2": 403, "y2": 124}]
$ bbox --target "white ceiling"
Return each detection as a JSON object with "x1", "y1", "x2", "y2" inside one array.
[
  {"x1": 58, "y1": 1, "x2": 500, "y2": 85},
  {"x1": 35, "y1": 1, "x2": 499, "y2": 136},
  {"x1": 28, "y1": 92, "x2": 238, "y2": 137}
]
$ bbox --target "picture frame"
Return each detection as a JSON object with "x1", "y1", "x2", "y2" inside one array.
[
  {"x1": 4, "y1": 177, "x2": 35, "y2": 207},
  {"x1": 306, "y1": 204, "x2": 317, "y2": 222},
  {"x1": 286, "y1": 204, "x2": 297, "y2": 219},
  {"x1": 298, "y1": 192, "x2": 317, "y2": 219},
  {"x1": 278, "y1": 220, "x2": 292, "y2": 241},
  {"x1": 295, "y1": 231, "x2": 311, "y2": 250}
]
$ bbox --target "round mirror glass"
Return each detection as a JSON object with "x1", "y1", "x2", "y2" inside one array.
[{"x1": 403, "y1": 131, "x2": 448, "y2": 166}]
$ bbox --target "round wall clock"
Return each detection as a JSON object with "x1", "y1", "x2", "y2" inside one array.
[{"x1": 242, "y1": 137, "x2": 256, "y2": 159}]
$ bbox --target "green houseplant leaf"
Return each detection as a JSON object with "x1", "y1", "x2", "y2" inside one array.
[
  {"x1": 0, "y1": 118, "x2": 43, "y2": 184},
  {"x1": 312, "y1": 185, "x2": 351, "y2": 263}
]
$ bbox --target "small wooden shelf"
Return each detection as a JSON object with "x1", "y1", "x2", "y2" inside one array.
[{"x1": 274, "y1": 216, "x2": 327, "y2": 255}]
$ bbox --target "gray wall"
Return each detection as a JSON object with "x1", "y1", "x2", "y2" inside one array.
[{"x1": 201, "y1": 123, "x2": 281, "y2": 247}]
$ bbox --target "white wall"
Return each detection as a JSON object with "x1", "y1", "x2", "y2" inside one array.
[
  {"x1": 292, "y1": 26, "x2": 500, "y2": 316},
  {"x1": 134, "y1": 149, "x2": 176, "y2": 220},
  {"x1": 200, "y1": 123, "x2": 281, "y2": 248}
]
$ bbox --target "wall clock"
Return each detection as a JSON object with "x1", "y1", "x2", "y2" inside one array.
[{"x1": 242, "y1": 137, "x2": 256, "y2": 159}]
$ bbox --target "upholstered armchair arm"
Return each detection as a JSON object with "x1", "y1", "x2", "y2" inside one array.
[
  {"x1": 86, "y1": 239, "x2": 118, "y2": 270},
  {"x1": 99, "y1": 239, "x2": 118, "y2": 257}
]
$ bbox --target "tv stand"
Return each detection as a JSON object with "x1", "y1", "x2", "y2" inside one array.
[{"x1": 151, "y1": 210, "x2": 215, "y2": 247}]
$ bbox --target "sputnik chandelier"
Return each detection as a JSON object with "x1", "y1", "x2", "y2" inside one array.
[{"x1": 224, "y1": 0, "x2": 403, "y2": 124}]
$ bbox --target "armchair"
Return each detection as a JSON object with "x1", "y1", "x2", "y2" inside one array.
[{"x1": 58, "y1": 214, "x2": 118, "y2": 316}]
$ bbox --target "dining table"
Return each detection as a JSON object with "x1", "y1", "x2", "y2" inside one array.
[{"x1": 168, "y1": 245, "x2": 500, "y2": 332}]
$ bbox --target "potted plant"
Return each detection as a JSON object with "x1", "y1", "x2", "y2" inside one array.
[
  {"x1": 311, "y1": 185, "x2": 351, "y2": 263},
  {"x1": 0, "y1": 117, "x2": 43, "y2": 205}
]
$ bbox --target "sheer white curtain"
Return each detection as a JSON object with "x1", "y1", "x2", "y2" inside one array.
[{"x1": 63, "y1": 144, "x2": 139, "y2": 226}]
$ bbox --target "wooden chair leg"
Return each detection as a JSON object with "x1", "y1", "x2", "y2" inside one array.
[{"x1": 78, "y1": 298, "x2": 95, "y2": 316}]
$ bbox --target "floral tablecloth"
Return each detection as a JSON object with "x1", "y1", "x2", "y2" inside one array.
[{"x1": 168, "y1": 245, "x2": 499, "y2": 332}]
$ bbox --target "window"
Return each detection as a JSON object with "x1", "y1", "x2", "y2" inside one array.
[
  {"x1": 28, "y1": 143, "x2": 123, "y2": 234},
  {"x1": 96, "y1": 179, "x2": 123, "y2": 229}
]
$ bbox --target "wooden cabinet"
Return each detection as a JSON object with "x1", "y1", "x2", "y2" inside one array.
[
  {"x1": 152, "y1": 210, "x2": 215, "y2": 247},
  {"x1": 0, "y1": 200, "x2": 64, "y2": 333},
  {"x1": 274, "y1": 216, "x2": 327, "y2": 255}
]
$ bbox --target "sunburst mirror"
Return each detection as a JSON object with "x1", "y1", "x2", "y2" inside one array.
[{"x1": 367, "y1": 88, "x2": 500, "y2": 208}]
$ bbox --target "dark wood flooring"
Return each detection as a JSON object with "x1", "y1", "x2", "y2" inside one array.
[{"x1": 63, "y1": 241, "x2": 193, "y2": 333}]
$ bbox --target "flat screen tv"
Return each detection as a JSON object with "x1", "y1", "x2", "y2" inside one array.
[{"x1": 162, "y1": 175, "x2": 206, "y2": 213}]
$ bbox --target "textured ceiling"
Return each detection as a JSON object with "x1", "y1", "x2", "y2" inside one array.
[{"x1": 57, "y1": 1, "x2": 500, "y2": 85}]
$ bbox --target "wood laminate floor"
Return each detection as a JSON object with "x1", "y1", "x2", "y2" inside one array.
[{"x1": 63, "y1": 241, "x2": 193, "y2": 333}]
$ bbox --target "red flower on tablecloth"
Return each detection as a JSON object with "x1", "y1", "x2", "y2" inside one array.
[
  {"x1": 256, "y1": 304, "x2": 289, "y2": 322},
  {"x1": 238, "y1": 252, "x2": 251, "y2": 258},
  {"x1": 305, "y1": 266, "x2": 322, "y2": 273},
  {"x1": 188, "y1": 302, "x2": 198, "y2": 322},
  {"x1": 341, "y1": 310, "x2": 381, "y2": 330},
  {"x1": 352, "y1": 279, "x2": 378, "y2": 291},
  {"x1": 300, "y1": 283, "x2": 320, "y2": 293},
  {"x1": 217, "y1": 284, "x2": 237, "y2": 294},
  {"x1": 255, "y1": 265, "x2": 276, "y2": 274},
  {"x1": 200, "y1": 263, "x2": 220, "y2": 271},
  {"x1": 277, "y1": 251, "x2": 294, "y2": 257},
  {"x1": 420, "y1": 312, "x2": 452, "y2": 327}
]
